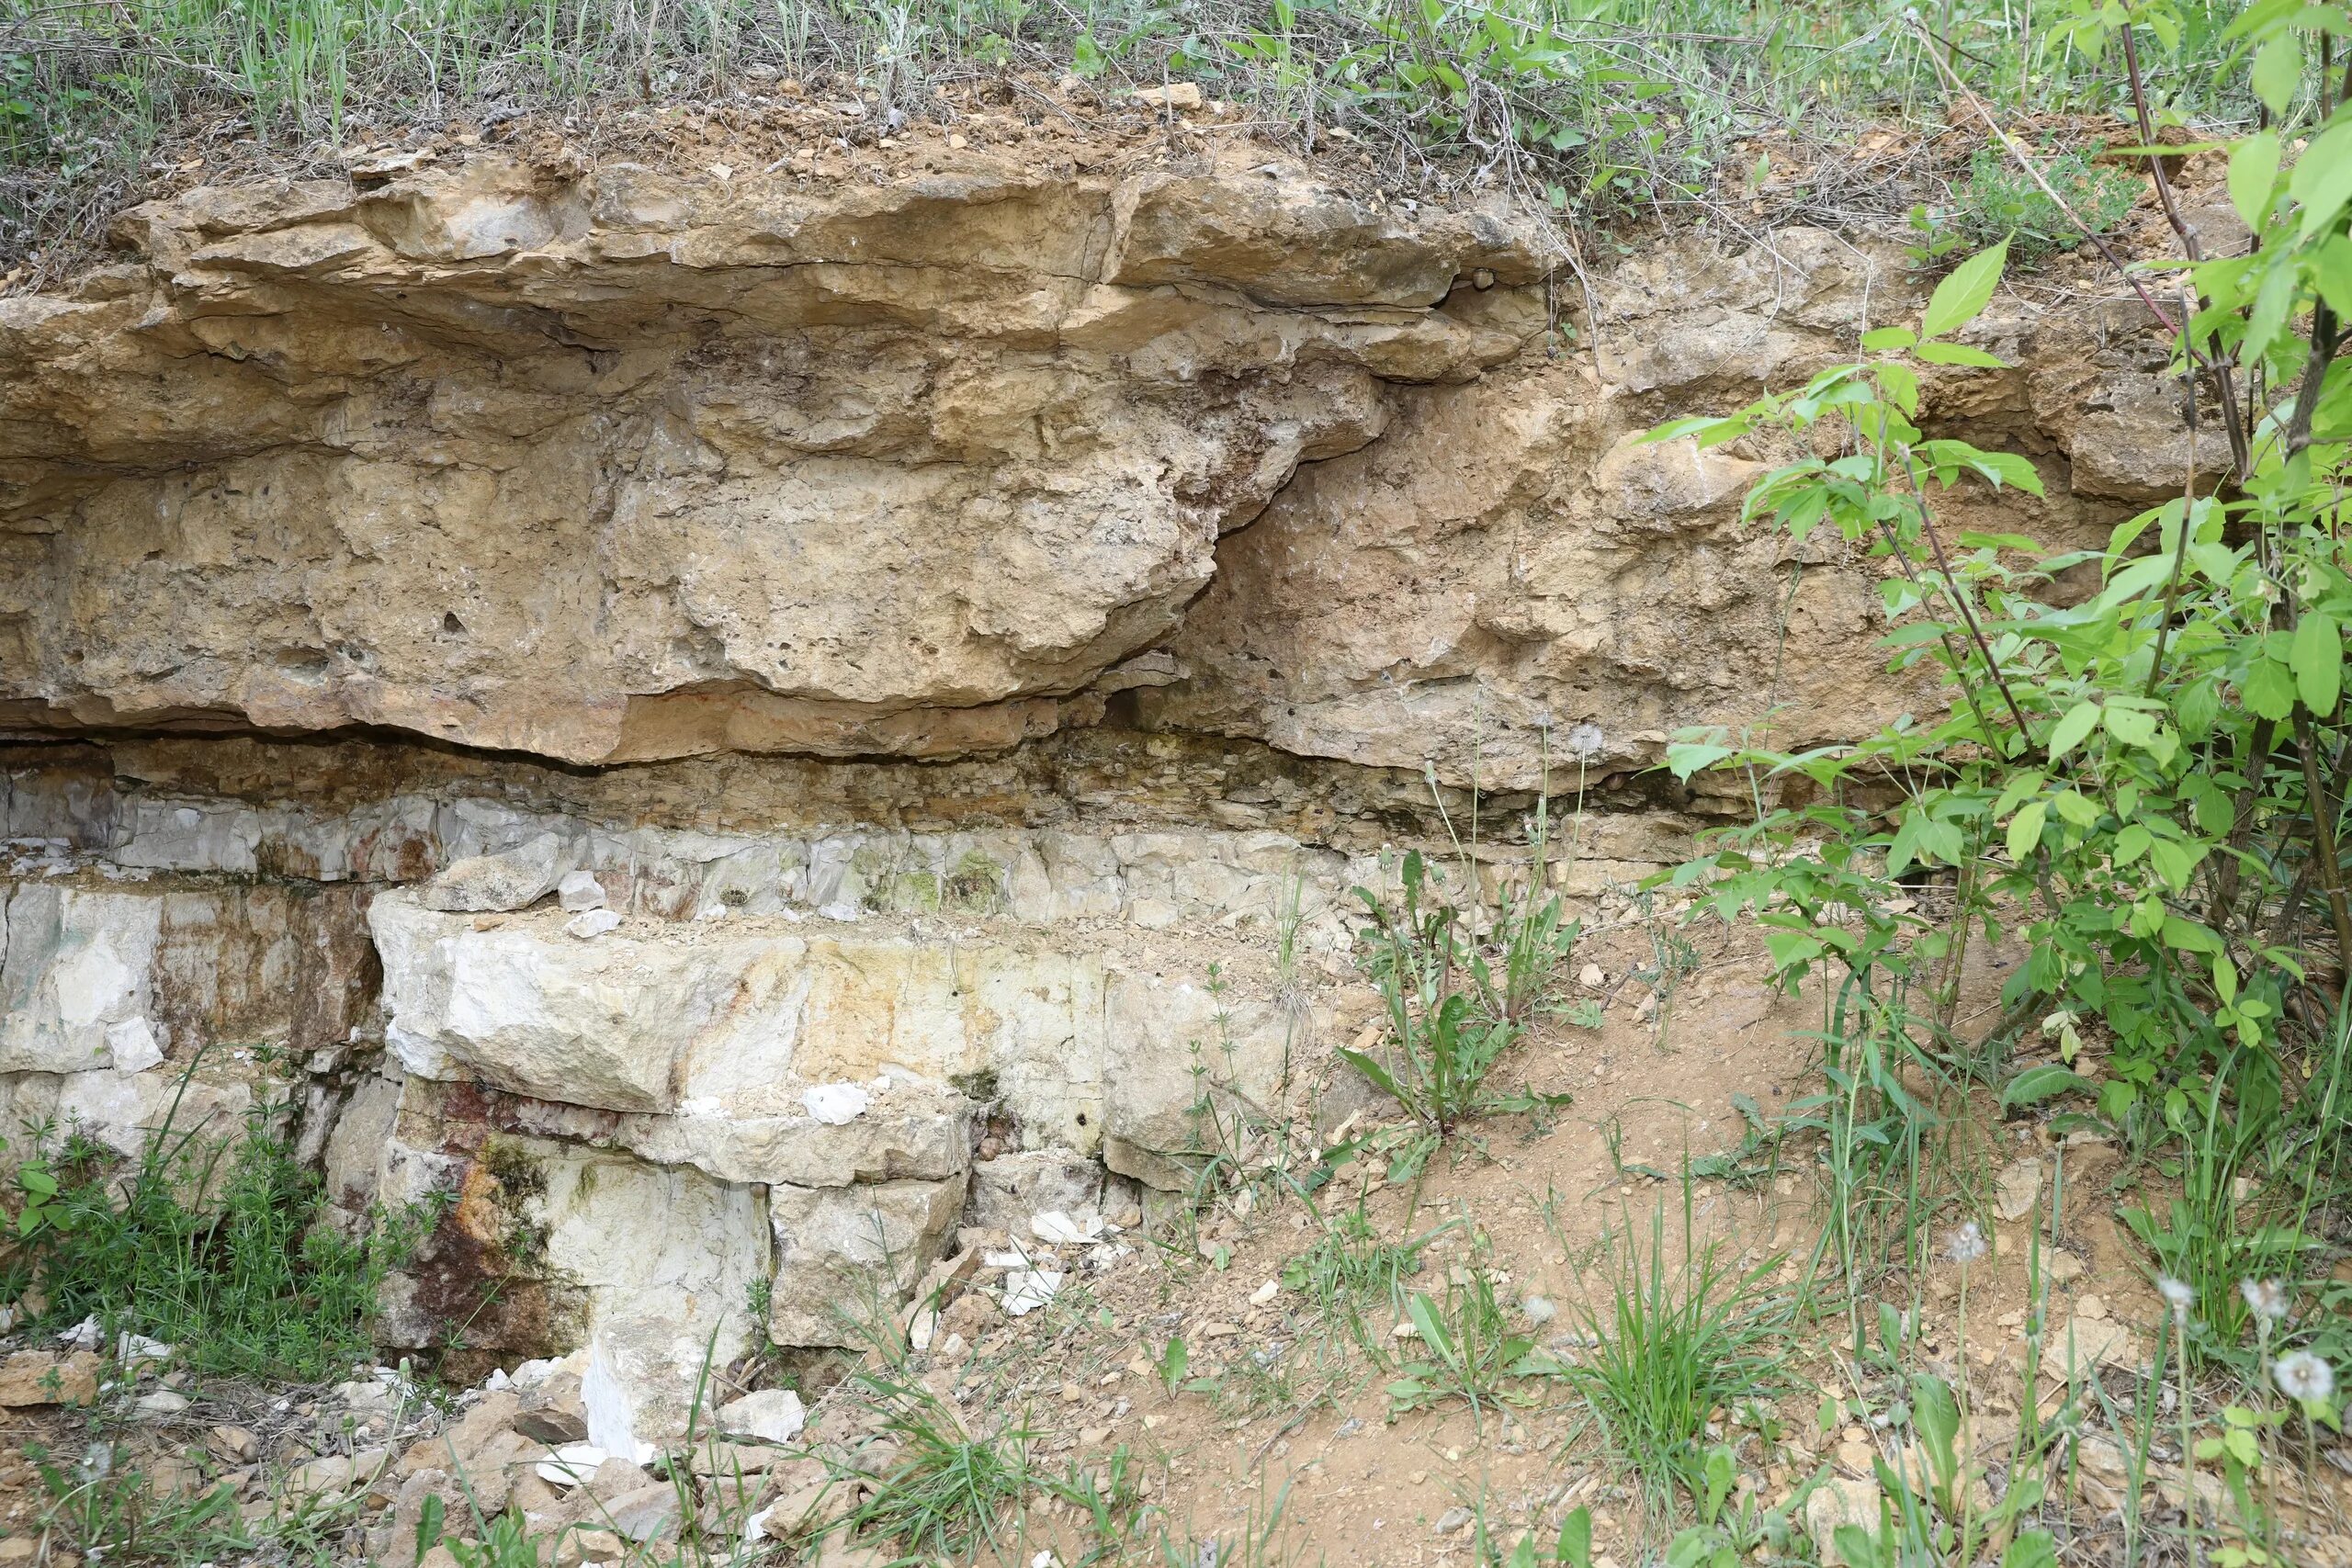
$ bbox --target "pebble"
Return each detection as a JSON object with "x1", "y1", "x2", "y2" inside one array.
[
  {"x1": 1433, "y1": 1506, "x2": 1473, "y2": 1535},
  {"x1": 209, "y1": 1425, "x2": 259, "y2": 1462}
]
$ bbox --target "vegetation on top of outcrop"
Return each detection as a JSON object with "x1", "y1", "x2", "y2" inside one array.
[{"x1": 0, "y1": 0, "x2": 2255, "y2": 279}]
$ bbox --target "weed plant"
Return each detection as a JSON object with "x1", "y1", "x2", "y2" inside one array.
[
  {"x1": 13, "y1": 1066, "x2": 436, "y2": 1382},
  {"x1": 1342, "y1": 758, "x2": 1580, "y2": 1168},
  {"x1": 1384, "y1": 1265, "x2": 1540, "y2": 1424},
  {"x1": 1556, "y1": 1181, "x2": 1791, "y2": 1521},
  {"x1": 27, "y1": 1443, "x2": 254, "y2": 1565},
  {"x1": 1279, "y1": 1200, "x2": 1441, "y2": 1348}
]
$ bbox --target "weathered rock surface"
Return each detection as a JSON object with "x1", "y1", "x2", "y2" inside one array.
[
  {"x1": 1142, "y1": 234, "x2": 2165, "y2": 789},
  {"x1": 0, "y1": 152, "x2": 1543, "y2": 765},
  {"x1": 371, "y1": 889, "x2": 1316, "y2": 1163}
]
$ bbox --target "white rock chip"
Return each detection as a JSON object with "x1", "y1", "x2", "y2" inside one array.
[
  {"x1": 565, "y1": 908, "x2": 622, "y2": 940},
  {"x1": 1002, "y1": 1268, "x2": 1065, "y2": 1315},
  {"x1": 716, "y1": 1388, "x2": 808, "y2": 1445},
  {"x1": 557, "y1": 869, "x2": 609, "y2": 912},
  {"x1": 537, "y1": 1444, "x2": 612, "y2": 1487},
  {"x1": 802, "y1": 1082, "x2": 871, "y2": 1125},
  {"x1": 1030, "y1": 1210, "x2": 1103, "y2": 1246}
]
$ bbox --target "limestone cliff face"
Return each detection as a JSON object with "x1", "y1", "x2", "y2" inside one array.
[
  {"x1": 0, "y1": 152, "x2": 1544, "y2": 762},
  {"x1": 0, "y1": 147, "x2": 2186, "y2": 1440}
]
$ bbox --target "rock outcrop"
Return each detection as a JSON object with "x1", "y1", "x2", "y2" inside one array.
[
  {"x1": 0, "y1": 152, "x2": 1544, "y2": 763},
  {"x1": 0, "y1": 138, "x2": 2191, "y2": 1439}
]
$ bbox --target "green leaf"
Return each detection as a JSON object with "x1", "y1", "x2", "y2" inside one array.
[
  {"x1": 2319, "y1": 235, "x2": 2352, "y2": 320},
  {"x1": 2228, "y1": 130, "x2": 2280, "y2": 231},
  {"x1": 2048, "y1": 701, "x2": 2100, "y2": 760},
  {"x1": 1913, "y1": 341, "x2": 2009, "y2": 367},
  {"x1": 1860, "y1": 326, "x2": 1916, "y2": 352},
  {"x1": 1834, "y1": 1525, "x2": 1879, "y2": 1568},
  {"x1": 2244, "y1": 657, "x2": 2297, "y2": 720},
  {"x1": 2148, "y1": 837, "x2": 2204, "y2": 892},
  {"x1": 1337, "y1": 1048, "x2": 1406, "y2": 1106},
  {"x1": 1407, "y1": 1292, "x2": 1453, "y2": 1357},
  {"x1": 1878, "y1": 361, "x2": 1919, "y2": 416},
  {"x1": 2002, "y1": 1530, "x2": 2060, "y2": 1568},
  {"x1": 2007, "y1": 799, "x2": 2048, "y2": 863},
  {"x1": 1665, "y1": 741, "x2": 1736, "y2": 780},
  {"x1": 1921, "y1": 240, "x2": 2008, "y2": 340},
  {"x1": 2252, "y1": 34, "x2": 2301, "y2": 114},
  {"x1": 1910, "y1": 1372, "x2": 1961, "y2": 1472},
  {"x1": 1555, "y1": 1506, "x2": 1593, "y2": 1568},
  {"x1": 2291, "y1": 612, "x2": 2341, "y2": 716},
  {"x1": 2102, "y1": 705, "x2": 2158, "y2": 747},
  {"x1": 2246, "y1": 260, "x2": 2297, "y2": 363},
  {"x1": 1763, "y1": 930, "x2": 1827, "y2": 969},
  {"x1": 1158, "y1": 1336, "x2": 1188, "y2": 1390},
  {"x1": 2162, "y1": 915, "x2": 2224, "y2": 955},
  {"x1": 2290, "y1": 124, "x2": 2352, "y2": 242},
  {"x1": 1962, "y1": 450, "x2": 2046, "y2": 494},
  {"x1": 2002, "y1": 1064, "x2": 2092, "y2": 1111}
]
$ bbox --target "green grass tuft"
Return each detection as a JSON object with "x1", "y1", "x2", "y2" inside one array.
[{"x1": 14, "y1": 1063, "x2": 437, "y2": 1382}]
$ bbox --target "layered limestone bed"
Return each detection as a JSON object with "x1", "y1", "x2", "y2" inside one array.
[{"x1": 0, "y1": 140, "x2": 2188, "y2": 1443}]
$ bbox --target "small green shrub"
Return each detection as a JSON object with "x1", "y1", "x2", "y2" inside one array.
[
  {"x1": 16, "y1": 1069, "x2": 436, "y2": 1382},
  {"x1": 1928, "y1": 141, "x2": 2144, "y2": 265}
]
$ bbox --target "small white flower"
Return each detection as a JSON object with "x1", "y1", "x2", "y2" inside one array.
[
  {"x1": 1945, "y1": 1222, "x2": 1987, "y2": 1266},
  {"x1": 2239, "y1": 1278, "x2": 2290, "y2": 1325},
  {"x1": 2275, "y1": 1351, "x2": 2335, "y2": 1404},
  {"x1": 2157, "y1": 1276, "x2": 2196, "y2": 1314}
]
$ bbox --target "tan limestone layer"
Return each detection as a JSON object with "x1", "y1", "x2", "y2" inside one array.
[
  {"x1": 0, "y1": 152, "x2": 1547, "y2": 763},
  {"x1": 1143, "y1": 228, "x2": 2181, "y2": 789}
]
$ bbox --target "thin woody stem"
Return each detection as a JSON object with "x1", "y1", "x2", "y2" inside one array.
[{"x1": 1899, "y1": 449, "x2": 2039, "y2": 749}]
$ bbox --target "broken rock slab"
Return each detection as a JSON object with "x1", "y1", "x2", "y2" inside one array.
[
  {"x1": 373, "y1": 1133, "x2": 765, "y2": 1446},
  {"x1": 0, "y1": 1348, "x2": 102, "y2": 1406},
  {"x1": 0, "y1": 883, "x2": 163, "y2": 1075},
  {"x1": 371, "y1": 890, "x2": 1311, "y2": 1178},
  {"x1": 768, "y1": 1176, "x2": 967, "y2": 1348},
  {"x1": 420, "y1": 832, "x2": 568, "y2": 913},
  {"x1": 968, "y1": 1147, "x2": 1103, "y2": 1233}
]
